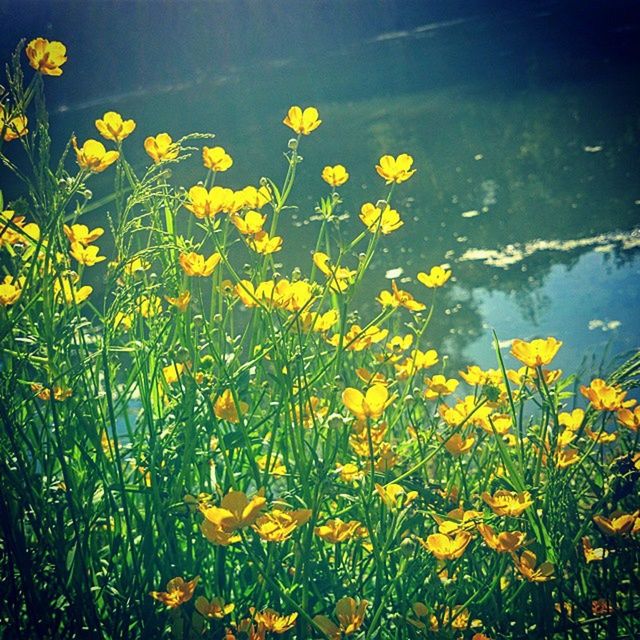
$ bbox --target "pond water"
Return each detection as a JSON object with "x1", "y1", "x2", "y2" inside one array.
[{"x1": 2, "y1": 0, "x2": 639, "y2": 375}]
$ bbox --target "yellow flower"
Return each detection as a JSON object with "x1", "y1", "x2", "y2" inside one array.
[
  {"x1": 444, "y1": 433, "x2": 475, "y2": 456},
  {"x1": 179, "y1": 251, "x2": 221, "y2": 277},
  {"x1": 377, "y1": 281, "x2": 425, "y2": 311},
  {"x1": 555, "y1": 447, "x2": 580, "y2": 469},
  {"x1": 342, "y1": 384, "x2": 394, "y2": 421},
  {"x1": 375, "y1": 483, "x2": 417, "y2": 510},
  {"x1": 510, "y1": 337, "x2": 562, "y2": 368},
  {"x1": 513, "y1": 550, "x2": 554, "y2": 582},
  {"x1": 162, "y1": 363, "x2": 184, "y2": 385},
  {"x1": 322, "y1": 164, "x2": 349, "y2": 187},
  {"x1": 247, "y1": 230, "x2": 283, "y2": 254},
  {"x1": 150, "y1": 576, "x2": 199, "y2": 608},
  {"x1": 477, "y1": 523, "x2": 526, "y2": 553},
  {"x1": 313, "y1": 251, "x2": 356, "y2": 292},
  {"x1": 0, "y1": 275, "x2": 24, "y2": 307},
  {"x1": 359, "y1": 202, "x2": 403, "y2": 234},
  {"x1": 394, "y1": 349, "x2": 438, "y2": 379},
  {"x1": 70, "y1": 242, "x2": 106, "y2": 266},
  {"x1": 300, "y1": 309, "x2": 339, "y2": 333},
  {"x1": 0, "y1": 107, "x2": 28, "y2": 142},
  {"x1": 314, "y1": 518, "x2": 362, "y2": 544},
  {"x1": 144, "y1": 133, "x2": 179, "y2": 164},
  {"x1": 375, "y1": 153, "x2": 416, "y2": 184},
  {"x1": 336, "y1": 462, "x2": 364, "y2": 483},
  {"x1": 195, "y1": 596, "x2": 234, "y2": 619},
  {"x1": 314, "y1": 598, "x2": 368, "y2": 639},
  {"x1": 418, "y1": 531, "x2": 472, "y2": 560},
  {"x1": 214, "y1": 388, "x2": 249, "y2": 423},
  {"x1": 0, "y1": 210, "x2": 26, "y2": 247},
  {"x1": 327, "y1": 323, "x2": 388, "y2": 351},
  {"x1": 434, "y1": 507, "x2": 482, "y2": 534},
  {"x1": 256, "y1": 454, "x2": 287, "y2": 477},
  {"x1": 417, "y1": 265, "x2": 452, "y2": 288},
  {"x1": 593, "y1": 511, "x2": 638, "y2": 536},
  {"x1": 136, "y1": 294, "x2": 162, "y2": 318},
  {"x1": 165, "y1": 291, "x2": 191, "y2": 312},
  {"x1": 253, "y1": 609, "x2": 298, "y2": 633},
  {"x1": 240, "y1": 185, "x2": 272, "y2": 209},
  {"x1": 558, "y1": 408, "x2": 585, "y2": 431},
  {"x1": 123, "y1": 256, "x2": 151, "y2": 276},
  {"x1": 252, "y1": 508, "x2": 311, "y2": 542},
  {"x1": 617, "y1": 406, "x2": 640, "y2": 431},
  {"x1": 482, "y1": 490, "x2": 533, "y2": 517},
  {"x1": 72, "y1": 137, "x2": 119, "y2": 173},
  {"x1": 580, "y1": 378, "x2": 636, "y2": 412},
  {"x1": 200, "y1": 520, "x2": 241, "y2": 546},
  {"x1": 201, "y1": 489, "x2": 266, "y2": 532},
  {"x1": 63, "y1": 224, "x2": 104, "y2": 246},
  {"x1": 424, "y1": 375, "x2": 458, "y2": 400},
  {"x1": 231, "y1": 210, "x2": 266, "y2": 235},
  {"x1": 113, "y1": 311, "x2": 133, "y2": 331},
  {"x1": 54, "y1": 274, "x2": 92, "y2": 305},
  {"x1": 95, "y1": 111, "x2": 136, "y2": 142},
  {"x1": 202, "y1": 145, "x2": 233, "y2": 171},
  {"x1": 26, "y1": 38, "x2": 67, "y2": 76},
  {"x1": 283, "y1": 105, "x2": 321, "y2": 135},
  {"x1": 184, "y1": 185, "x2": 232, "y2": 219},
  {"x1": 582, "y1": 536, "x2": 608, "y2": 563}
]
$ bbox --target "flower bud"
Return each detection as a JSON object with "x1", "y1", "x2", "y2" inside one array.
[
  {"x1": 375, "y1": 199, "x2": 387, "y2": 210},
  {"x1": 83, "y1": 189, "x2": 93, "y2": 199},
  {"x1": 192, "y1": 314, "x2": 204, "y2": 326},
  {"x1": 287, "y1": 138, "x2": 298, "y2": 150}
]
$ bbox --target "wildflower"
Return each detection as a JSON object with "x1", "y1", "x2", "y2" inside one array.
[
  {"x1": 136, "y1": 294, "x2": 162, "y2": 318},
  {"x1": 377, "y1": 280, "x2": 425, "y2": 311},
  {"x1": 375, "y1": 153, "x2": 416, "y2": 184},
  {"x1": 184, "y1": 185, "x2": 232, "y2": 219},
  {"x1": 241, "y1": 185, "x2": 272, "y2": 209},
  {"x1": 195, "y1": 596, "x2": 235, "y2": 619},
  {"x1": 418, "y1": 531, "x2": 472, "y2": 560},
  {"x1": 355, "y1": 368, "x2": 388, "y2": 386},
  {"x1": 232, "y1": 210, "x2": 266, "y2": 235},
  {"x1": 95, "y1": 111, "x2": 136, "y2": 142},
  {"x1": 247, "y1": 230, "x2": 283, "y2": 254},
  {"x1": 359, "y1": 202, "x2": 403, "y2": 234},
  {"x1": 253, "y1": 609, "x2": 298, "y2": 633},
  {"x1": 417, "y1": 265, "x2": 452, "y2": 288},
  {"x1": 0, "y1": 210, "x2": 26, "y2": 247},
  {"x1": 202, "y1": 145, "x2": 233, "y2": 171},
  {"x1": 313, "y1": 251, "x2": 356, "y2": 292},
  {"x1": 482, "y1": 489, "x2": 533, "y2": 517},
  {"x1": 444, "y1": 432, "x2": 475, "y2": 456},
  {"x1": 593, "y1": 511, "x2": 637, "y2": 536},
  {"x1": 201, "y1": 520, "x2": 241, "y2": 546},
  {"x1": 0, "y1": 107, "x2": 28, "y2": 141},
  {"x1": 165, "y1": 291, "x2": 191, "y2": 312},
  {"x1": 394, "y1": 349, "x2": 438, "y2": 379},
  {"x1": 214, "y1": 389, "x2": 248, "y2": 423},
  {"x1": 314, "y1": 597, "x2": 368, "y2": 638},
  {"x1": 617, "y1": 406, "x2": 640, "y2": 431},
  {"x1": 580, "y1": 378, "x2": 636, "y2": 411},
  {"x1": 558, "y1": 408, "x2": 584, "y2": 431},
  {"x1": 72, "y1": 137, "x2": 119, "y2": 172},
  {"x1": 123, "y1": 256, "x2": 151, "y2": 275},
  {"x1": 510, "y1": 337, "x2": 562, "y2": 368},
  {"x1": 513, "y1": 550, "x2": 554, "y2": 582},
  {"x1": 54, "y1": 274, "x2": 92, "y2": 305},
  {"x1": 477, "y1": 524, "x2": 526, "y2": 553},
  {"x1": 342, "y1": 384, "x2": 394, "y2": 421},
  {"x1": 424, "y1": 375, "x2": 459, "y2": 400},
  {"x1": 586, "y1": 427, "x2": 616, "y2": 444},
  {"x1": 63, "y1": 224, "x2": 104, "y2": 246},
  {"x1": 0, "y1": 275, "x2": 24, "y2": 307},
  {"x1": 459, "y1": 365, "x2": 496, "y2": 386},
  {"x1": 113, "y1": 311, "x2": 133, "y2": 331},
  {"x1": 315, "y1": 518, "x2": 362, "y2": 544},
  {"x1": 253, "y1": 508, "x2": 311, "y2": 542},
  {"x1": 31, "y1": 383, "x2": 72, "y2": 401},
  {"x1": 322, "y1": 164, "x2": 349, "y2": 187},
  {"x1": 300, "y1": 309, "x2": 339, "y2": 333},
  {"x1": 375, "y1": 483, "x2": 417, "y2": 510},
  {"x1": 144, "y1": 133, "x2": 179, "y2": 163},
  {"x1": 179, "y1": 251, "x2": 221, "y2": 277},
  {"x1": 70, "y1": 242, "x2": 106, "y2": 266},
  {"x1": 283, "y1": 105, "x2": 321, "y2": 135},
  {"x1": 150, "y1": 576, "x2": 199, "y2": 608},
  {"x1": 328, "y1": 323, "x2": 388, "y2": 351},
  {"x1": 162, "y1": 363, "x2": 184, "y2": 385},
  {"x1": 337, "y1": 462, "x2": 364, "y2": 483},
  {"x1": 555, "y1": 447, "x2": 580, "y2": 469},
  {"x1": 201, "y1": 489, "x2": 266, "y2": 532},
  {"x1": 581, "y1": 536, "x2": 608, "y2": 563},
  {"x1": 26, "y1": 38, "x2": 67, "y2": 76},
  {"x1": 256, "y1": 454, "x2": 287, "y2": 477},
  {"x1": 435, "y1": 507, "x2": 483, "y2": 534}
]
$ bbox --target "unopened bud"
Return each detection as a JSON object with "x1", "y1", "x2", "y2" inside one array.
[{"x1": 287, "y1": 138, "x2": 298, "y2": 150}]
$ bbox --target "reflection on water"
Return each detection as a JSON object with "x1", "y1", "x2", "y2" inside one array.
[{"x1": 2, "y1": 0, "x2": 639, "y2": 371}]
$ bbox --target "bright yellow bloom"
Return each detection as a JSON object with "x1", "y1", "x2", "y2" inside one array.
[
  {"x1": 377, "y1": 280, "x2": 425, "y2": 311},
  {"x1": 417, "y1": 265, "x2": 452, "y2": 288},
  {"x1": 70, "y1": 242, "x2": 106, "y2": 266},
  {"x1": 342, "y1": 384, "x2": 394, "y2": 421},
  {"x1": 200, "y1": 520, "x2": 241, "y2": 546},
  {"x1": 144, "y1": 133, "x2": 179, "y2": 164},
  {"x1": 394, "y1": 349, "x2": 438, "y2": 379},
  {"x1": 300, "y1": 309, "x2": 339, "y2": 333},
  {"x1": 283, "y1": 105, "x2": 321, "y2": 135},
  {"x1": 113, "y1": 311, "x2": 134, "y2": 331},
  {"x1": 136, "y1": 294, "x2": 162, "y2": 318},
  {"x1": 72, "y1": 137, "x2": 119, "y2": 172},
  {"x1": 510, "y1": 337, "x2": 562, "y2": 368},
  {"x1": 327, "y1": 323, "x2": 388, "y2": 351},
  {"x1": 315, "y1": 518, "x2": 362, "y2": 544},
  {"x1": 162, "y1": 363, "x2": 184, "y2": 385},
  {"x1": 31, "y1": 383, "x2": 72, "y2": 402},
  {"x1": 202, "y1": 145, "x2": 233, "y2": 171},
  {"x1": 314, "y1": 598, "x2": 368, "y2": 639},
  {"x1": 0, "y1": 275, "x2": 24, "y2": 307},
  {"x1": 580, "y1": 378, "x2": 636, "y2": 412},
  {"x1": 0, "y1": 107, "x2": 28, "y2": 142},
  {"x1": 375, "y1": 483, "x2": 417, "y2": 510},
  {"x1": 322, "y1": 164, "x2": 349, "y2": 187},
  {"x1": 582, "y1": 536, "x2": 608, "y2": 563},
  {"x1": 179, "y1": 251, "x2": 221, "y2": 277},
  {"x1": 54, "y1": 275, "x2": 92, "y2": 305},
  {"x1": 123, "y1": 256, "x2": 151, "y2": 275},
  {"x1": 195, "y1": 596, "x2": 234, "y2": 619},
  {"x1": 513, "y1": 550, "x2": 554, "y2": 582},
  {"x1": 184, "y1": 185, "x2": 232, "y2": 219},
  {"x1": 150, "y1": 576, "x2": 199, "y2": 608},
  {"x1": 231, "y1": 210, "x2": 266, "y2": 235},
  {"x1": 336, "y1": 462, "x2": 364, "y2": 483},
  {"x1": 434, "y1": 507, "x2": 482, "y2": 535},
  {"x1": 359, "y1": 202, "x2": 403, "y2": 234},
  {"x1": 482, "y1": 490, "x2": 533, "y2": 517},
  {"x1": 26, "y1": 38, "x2": 67, "y2": 76},
  {"x1": 247, "y1": 230, "x2": 282, "y2": 254},
  {"x1": 477, "y1": 523, "x2": 526, "y2": 553},
  {"x1": 240, "y1": 185, "x2": 272, "y2": 209},
  {"x1": 165, "y1": 291, "x2": 191, "y2": 312},
  {"x1": 558, "y1": 408, "x2": 585, "y2": 431},
  {"x1": 593, "y1": 511, "x2": 637, "y2": 536},
  {"x1": 214, "y1": 389, "x2": 248, "y2": 423},
  {"x1": 253, "y1": 609, "x2": 298, "y2": 633},
  {"x1": 375, "y1": 153, "x2": 416, "y2": 184},
  {"x1": 424, "y1": 375, "x2": 458, "y2": 400},
  {"x1": 252, "y1": 508, "x2": 311, "y2": 542},
  {"x1": 313, "y1": 251, "x2": 356, "y2": 292},
  {"x1": 444, "y1": 432, "x2": 475, "y2": 456},
  {"x1": 418, "y1": 531, "x2": 472, "y2": 560},
  {"x1": 459, "y1": 365, "x2": 498, "y2": 386},
  {"x1": 0, "y1": 210, "x2": 26, "y2": 247},
  {"x1": 617, "y1": 406, "x2": 640, "y2": 431},
  {"x1": 555, "y1": 447, "x2": 581, "y2": 469},
  {"x1": 256, "y1": 454, "x2": 287, "y2": 477},
  {"x1": 63, "y1": 224, "x2": 104, "y2": 246},
  {"x1": 201, "y1": 489, "x2": 266, "y2": 533},
  {"x1": 95, "y1": 111, "x2": 136, "y2": 142}
]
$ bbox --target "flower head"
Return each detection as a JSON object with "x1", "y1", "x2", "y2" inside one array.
[
  {"x1": 375, "y1": 153, "x2": 416, "y2": 184},
  {"x1": 253, "y1": 609, "x2": 298, "y2": 633},
  {"x1": 144, "y1": 133, "x2": 179, "y2": 164},
  {"x1": 201, "y1": 489, "x2": 266, "y2": 533},
  {"x1": 203, "y1": 145, "x2": 233, "y2": 172},
  {"x1": 283, "y1": 106, "x2": 321, "y2": 135},
  {"x1": 179, "y1": 251, "x2": 221, "y2": 277},
  {"x1": 95, "y1": 111, "x2": 136, "y2": 142},
  {"x1": 150, "y1": 576, "x2": 199, "y2": 608},
  {"x1": 342, "y1": 384, "x2": 395, "y2": 421},
  {"x1": 0, "y1": 107, "x2": 28, "y2": 142},
  {"x1": 184, "y1": 185, "x2": 232, "y2": 219},
  {"x1": 513, "y1": 550, "x2": 554, "y2": 582},
  {"x1": 477, "y1": 523, "x2": 526, "y2": 553},
  {"x1": 214, "y1": 389, "x2": 249, "y2": 424},
  {"x1": 359, "y1": 203, "x2": 403, "y2": 234},
  {"x1": 315, "y1": 518, "x2": 363, "y2": 544},
  {"x1": 195, "y1": 596, "x2": 235, "y2": 619},
  {"x1": 253, "y1": 509, "x2": 311, "y2": 542},
  {"x1": 72, "y1": 137, "x2": 119, "y2": 173},
  {"x1": 580, "y1": 378, "x2": 635, "y2": 412},
  {"x1": 510, "y1": 337, "x2": 562, "y2": 368},
  {"x1": 247, "y1": 230, "x2": 283, "y2": 255},
  {"x1": 165, "y1": 291, "x2": 191, "y2": 312},
  {"x1": 322, "y1": 164, "x2": 349, "y2": 187},
  {"x1": 63, "y1": 224, "x2": 104, "y2": 246},
  {"x1": 482, "y1": 489, "x2": 533, "y2": 517},
  {"x1": 26, "y1": 38, "x2": 67, "y2": 76},
  {"x1": 418, "y1": 531, "x2": 472, "y2": 560},
  {"x1": 0, "y1": 275, "x2": 24, "y2": 307},
  {"x1": 314, "y1": 597, "x2": 368, "y2": 639},
  {"x1": 70, "y1": 242, "x2": 106, "y2": 266},
  {"x1": 417, "y1": 265, "x2": 452, "y2": 288}
]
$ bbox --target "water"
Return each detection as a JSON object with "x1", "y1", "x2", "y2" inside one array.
[{"x1": 2, "y1": 0, "x2": 639, "y2": 374}]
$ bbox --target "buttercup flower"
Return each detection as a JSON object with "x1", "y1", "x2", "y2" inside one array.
[
  {"x1": 477, "y1": 524, "x2": 526, "y2": 553},
  {"x1": 63, "y1": 224, "x2": 104, "y2": 246},
  {"x1": 510, "y1": 337, "x2": 562, "y2": 368},
  {"x1": 315, "y1": 518, "x2": 363, "y2": 544},
  {"x1": 359, "y1": 203, "x2": 403, "y2": 234},
  {"x1": 593, "y1": 511, "x2": 638, "y2": 536},
  {"x1": 201, "y1": 489, "x2": 266, "y2": 532},
  {"x1": 184, "y1": 185, "x2": 232, "y2": 219},
  {"x1": 283, "y1": 105, "x2": 321, "y2": 135},
  {"x1": 482, "y1": 490, "x2": 533, "y2": 517},
  {"x1": 203, "y1": 145, "x2": 233, "y2": 172},
  {"x1": 617, "y1": 406, "x2": 640, "y2": 431},
  {"x1": 0, "y1": 107, "x2": 28, "y2": 142},
  {"x1": 232, "y1": 210, "x2": 266, "y2": 235},
  {"x1": 417, "y1": 265, "x2": 452, "y2": 288},
  {"x1": 418, "y1": 531, "x2": 472, "y2": 560},
  {"x1": 424, "y1": 375, "x2": 459, "y2": 400},
  {"x1": 72, "y1": 137, "x2": 119, "y2": 173},
  {"x1": 214, "y1": 389, "x2": 249, "y2": 423},
  {"x1": 513, "y1": 550, "x2": 554, "y2": 582},
  {"x1": 313, "y1": 597, "x2": 368, "y2": 638},
  {"x1": 247, "y1": 230, "x2": 283, "y2": 255},
  {"x1": 252, "y1": 508, "x2": 311, "y2": 542},
  {"x1": 580, "y1": 378, "x2": 636, "y2": 412},
  {"x1": 0, "y1": 275, "x2": 24, "y2": 307},
  {"x1": 95, "y1": 111, "x2": 136, "y2": 142},
  {"x1": 322, "y1": 164, "x2": 349, "y2": 187},
  {"x1": 144, "y1": 133, "x2": 179, "y2": 164},
  {"x1": 54, "y1": 274, "x2": 92, "y2": 305},
  {"x1": 558, "y1": 408, "x2": 585, "y2": 431},
  {"x1": 150, "y1": 576, "x2": 199, "y2": 608},
  {"x1": 26, "y1": 38, "x2": 67, "y2": 76},
  {"x1": 165, "y1": 291, "x2": 191, "y2": 312},
  {"x1": 179, "y1": 251, "x2": 221, "y2": 277},
  {"x1": 70, "y1": 242, "x2": 106, "y2": 266},
  {"x1": 375, "y1": 153, "x2": 416, "y2": 184},
  {"x1": 342, "y1": 384, "x2": 395, "y2": 421},
  {"x1": 313, "y1": 251, "x2": 356, "y2": 292},
  {"x1": 195, "y1": 596, "x2": 235, "y2": 619},
  {"x1": 444, "y1": 433, "x2": 475, "y2": 456},
  {"x1": 377, "y1": 281, "x2": 425, "y2": 311},
  {"x1": 253, "y1": 609, "x2": 298, "y2": 633}
]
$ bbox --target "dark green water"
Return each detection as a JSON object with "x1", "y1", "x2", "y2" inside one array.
[{"x1": 2, "y1": 0, "x2": 639, "y2": 374}]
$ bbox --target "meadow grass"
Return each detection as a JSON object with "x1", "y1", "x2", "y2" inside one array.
[{"x1": 0, "y1": 38, "x2": 639, "y2": 639}]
